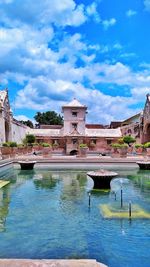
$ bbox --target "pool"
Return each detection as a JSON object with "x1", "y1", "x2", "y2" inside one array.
[{"x1": 0, "y1": 165, "x2": 150, "y2": 267}]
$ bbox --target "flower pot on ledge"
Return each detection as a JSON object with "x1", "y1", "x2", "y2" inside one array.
[
  {"x1": 118, "y1": 147, "x2": 127, "y2": 158},
  {"x1": 111, "y1": 148, "x2": 120, "y2": 158},
  {"x1": 79, "y1": 144, "x2": 88, "y2": 157}
]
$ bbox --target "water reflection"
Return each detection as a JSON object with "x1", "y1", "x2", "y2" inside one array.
[
  {"x1": 33, "y1": 173, "x2": 57, "y2": 190},
  {"x1": 0, "y1": 187, "x2": 10, "y2": 232},
  {"x1": 0, "y1": 166, "x2": 150, "y2": 267}
]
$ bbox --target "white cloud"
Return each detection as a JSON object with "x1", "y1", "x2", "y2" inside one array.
[
  {"x1": 0, "y1": 0, "x2": 150, "y2": 124},
  {"x1": 0, "y1": 0, "x2": 88, "y2": 27},
  {"x1": 102, "y1": 18, "x2": 116, "y2": 30},
  {"x1": 14, "y1": 115, "x2": 32, "y2": 122},
  {"x1": 126, "y1": 9, "x2": 137, "y2": 17},
  {"x1": 86, "y1": 2, "x2": 101, "y2": 23},
  {"x1": 144, "y1": 0, "x2": 150, "y2": 10}
]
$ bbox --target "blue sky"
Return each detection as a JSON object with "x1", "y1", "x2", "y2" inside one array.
[{"x1": 0, "y1": 0, "x2": 150, "y2": 123}]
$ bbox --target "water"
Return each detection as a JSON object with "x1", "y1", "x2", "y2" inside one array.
[{"x1": 0, "y1": 165, "x2": 150, "y2": 267}]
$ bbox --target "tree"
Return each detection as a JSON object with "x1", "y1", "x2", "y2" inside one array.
[
  {"x1": 24, "y1": 134, "x2": 36, "y2": 146},
  {"x1": 34, "y1": 111, "x2": 63, "y2": 125},
  {"x1": 123, "y1": 135, "x2": 136, "y2": 146},
  {"x1": 19, "y1": 120, "x2": 34, "y2": 128}
]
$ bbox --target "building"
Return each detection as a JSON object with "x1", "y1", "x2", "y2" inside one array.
[
  {"x1": 1, "y1": 89, "x2": 150, "y2": 153},
  {"x1": 0, "y1": 89, "x2": 28, "y2": 144},
  {"x1": 120, "y1": 94, "x2": 150, "y2": 144},
  {"x1": 29, "y1": 98, "x2": 122, "y2": 154}
]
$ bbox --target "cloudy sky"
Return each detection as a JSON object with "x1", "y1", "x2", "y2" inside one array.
[{"x1": 0, "y1": 0, "x2": 150, "y2": 124}]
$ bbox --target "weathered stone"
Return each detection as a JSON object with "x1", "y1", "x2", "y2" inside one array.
[{"x1": 0, "y1": 259, "x2": 107, "y2": 267}]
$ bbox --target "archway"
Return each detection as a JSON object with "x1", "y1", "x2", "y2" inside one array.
[{"x1": 70, "y1": 150, "x2": 78, "y2": 155}]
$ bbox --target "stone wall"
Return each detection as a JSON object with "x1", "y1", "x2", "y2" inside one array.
[{"x1": 11, "y1": 120, "x2": 28, "y2": 143}]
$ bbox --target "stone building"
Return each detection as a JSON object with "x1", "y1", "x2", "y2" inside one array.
[
  {"x1": 1, "y1": 89, "x2": 150, "y2": 153},
  {"x1": 0, "y1": 89, "x2": 28, "y2": 144},
  {"x1": 120, "y1": 94, "x2": 150, "y2": 144},
  {"x1": 30, "y1": 98, "x2": 122, "y2": 154}
]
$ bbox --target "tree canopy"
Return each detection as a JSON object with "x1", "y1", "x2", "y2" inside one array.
[
  {"x1": 19, "y1": 120, "x2": 34, "y2": 128},
  {"x1": 123, "y1": 135, "x2": 136, "y2": 146},
  {"x1": 34, "y1": 111, "x2": 63, "y2": 125}
]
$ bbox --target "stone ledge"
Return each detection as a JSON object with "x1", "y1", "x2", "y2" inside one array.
[{"x1": 0, "y1": 259, "x2": 107, "y2": 267}]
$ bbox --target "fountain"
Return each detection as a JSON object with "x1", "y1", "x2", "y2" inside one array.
[
  {"x1": 18, "y1": 160, "x2": 37, "y2": 170},
  {"x1": 87, "y1": 169, "x2": 118, "y2": 189},
  {"x1": 136, "y1": 160, "x2": 150, "y2": 170},
  {"x1": 100, "y1": 177, "x2": 150, "y2": 219}
]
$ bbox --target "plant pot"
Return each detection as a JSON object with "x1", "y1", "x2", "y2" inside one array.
[
  {"x1": 111, "y1": 148, "x2": 120, "y2": 158},
  {"x1": 136, "y1": 147, "x2": 143, "y2": 155},
  {"x1": 146, "y1": 148, "x2": 150, "y2": 156},
  {"x1": 118, "y1": 147, "x2": 127, "y2": 158},
  {"x1": 79, "y1": 147, "x2": 88, "y2": 157},
  {"x1": 43, "y1": 147, "x2": 51, "y2": 157}
]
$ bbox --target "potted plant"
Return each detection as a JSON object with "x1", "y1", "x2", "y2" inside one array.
[
  {"x1": 8, "y1": 142, "x2": 18, "y2": 157},
  {"x1": 118, "y1": 143, "x2": 128, "y2": 157},
  {"x1": 79, "y1": 143, "x2": 88, "y2": 157},
  {"x1": 144, "y1": 142, "x2": 150, "y2": 156},
  {"x1": 134, "y1": 144, "x2": 143, "y2": 155},
  {"x1": 111, "y1": 143, "x2": 121, "y2": 157},
  {"x1": 42, "y1": 143, "x2": 51, "y2": 157},
  {"x1": 111, "y1": 143, "x2": 128, "y2": 157},
  {"x1": 123, "y1": 135, "x2": 136, "y2": 154},
  {"x1": 89, "y1": 140, "x2": 96, "y2": 151}
]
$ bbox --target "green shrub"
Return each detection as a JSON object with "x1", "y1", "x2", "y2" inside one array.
[
  {"x1": 79, "y1": 143, "x2": 88, "y2": 148},
  {"x1": 52, "y1": 143, "x2": 59, "y2": 147},
  {"x1": 25, "y1": 134, "x2": 36, "y2": 145},
  {"x1": 17, "y1": 144, "x2": 24, "y2": 148},
  {"x1": 118, "y1": 138, "x2": 124, "y2": 144},
  {"x1": 111, "y1": 143, "x2": 128, "y2": 148},
  {"x1": 42, "y1": 143, "x2": 51, "y2": 147},
  {"x1": 2, "y1": 142, "x2": 9, "y2": 147},
  {"x1": 135, "y1": 144, "x2": 143, "y2": 149},
  {"x1": 8, "y1": 142, "x2": 17, "y2": 147},
  {"x1": 32, "y1": 143, "x2": 39, "y2": 146},
  {"x1": 144, "y1": 142, "x2": 150, "y2": 148},
  {"x1": 123, "y1": 135, "x2": 136, "y2": 145}
]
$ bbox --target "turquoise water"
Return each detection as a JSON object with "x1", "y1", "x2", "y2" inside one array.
[{"x1": 0, "y1": 165, "x2": 150, "y2": 267}]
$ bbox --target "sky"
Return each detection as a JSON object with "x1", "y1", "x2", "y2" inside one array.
[{"x1": 0, "y1": 0, "x2": 150, "y2": 124}]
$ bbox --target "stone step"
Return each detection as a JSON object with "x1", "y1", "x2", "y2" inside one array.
[{"x1": 0, "y1": 259, "x2": 107, "y2": 267}]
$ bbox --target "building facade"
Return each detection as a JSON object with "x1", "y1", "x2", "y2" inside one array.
[
  {"x1": 120, "y1": 94, "x2": 150, "y2": 144},
  {"x1": 1, "y1": 89, "x2": 150, "y2": 153},
  {"x1": 0, "y1": 89, "x2": 28, "y2": 144},
  {"x1": 30, "y1": 98, "x2": 122, "y2": 154}
]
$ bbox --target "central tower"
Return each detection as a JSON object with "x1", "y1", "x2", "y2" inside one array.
[{"x1": 62, "y1": 98, "x2": 87, "y2": 136}]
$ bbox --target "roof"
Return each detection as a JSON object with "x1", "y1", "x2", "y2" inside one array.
[
  {"x1": 121, "y1": 113, "x2": 140, "y2": 125},
  {"x1": 86, "y1": 124, "x2": 105, "y2": 129},
  {"x1": 29, "y1": 128, "x2": 61, "y2": 136},
  {"x1": 110, "y1": 121, "x2": 122, "y2": 129},
  {"x1": 62, "y1": 98, "x2": 87, "y2": 108},
  {"x1": 85, "y1": 128, "x2": 122, "y2": 138},
  {"x1": 29, "y1": 127, "x2": 122, "y2": 138}
]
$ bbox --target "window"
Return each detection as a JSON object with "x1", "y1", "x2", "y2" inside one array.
[
  {"x1": 107, "y1": 140, "x2": 112, "y2": 145},
  {"x1": 72, "y1": 138, "x2": 77, "y2": 144},
  {"x1": 72, "y1": 123, "x2": 77, "y2": 129},
  {"x1": 72, "y1": 111, "x2": 77, "y2": 117}
]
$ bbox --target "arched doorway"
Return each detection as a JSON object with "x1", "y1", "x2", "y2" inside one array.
[{"x1": 70, "y1": 150, "x2": 78, "y2": 155}]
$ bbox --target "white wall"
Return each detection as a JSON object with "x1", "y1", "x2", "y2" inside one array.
[{"x1": 11, "y1": 121, "x2": 29, "y2": 143}]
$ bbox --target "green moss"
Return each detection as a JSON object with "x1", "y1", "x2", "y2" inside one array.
[
  {"x1": 100, "y1": 204, "x2": 150, "y2": 219},
  {"x1": 0, "y1": 180, "x2": 10, "y2": 188}
]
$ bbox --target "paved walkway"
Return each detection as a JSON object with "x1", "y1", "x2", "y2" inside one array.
[{"x1": 0, "y1": 259, "x2": 107, "y2": 267}]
